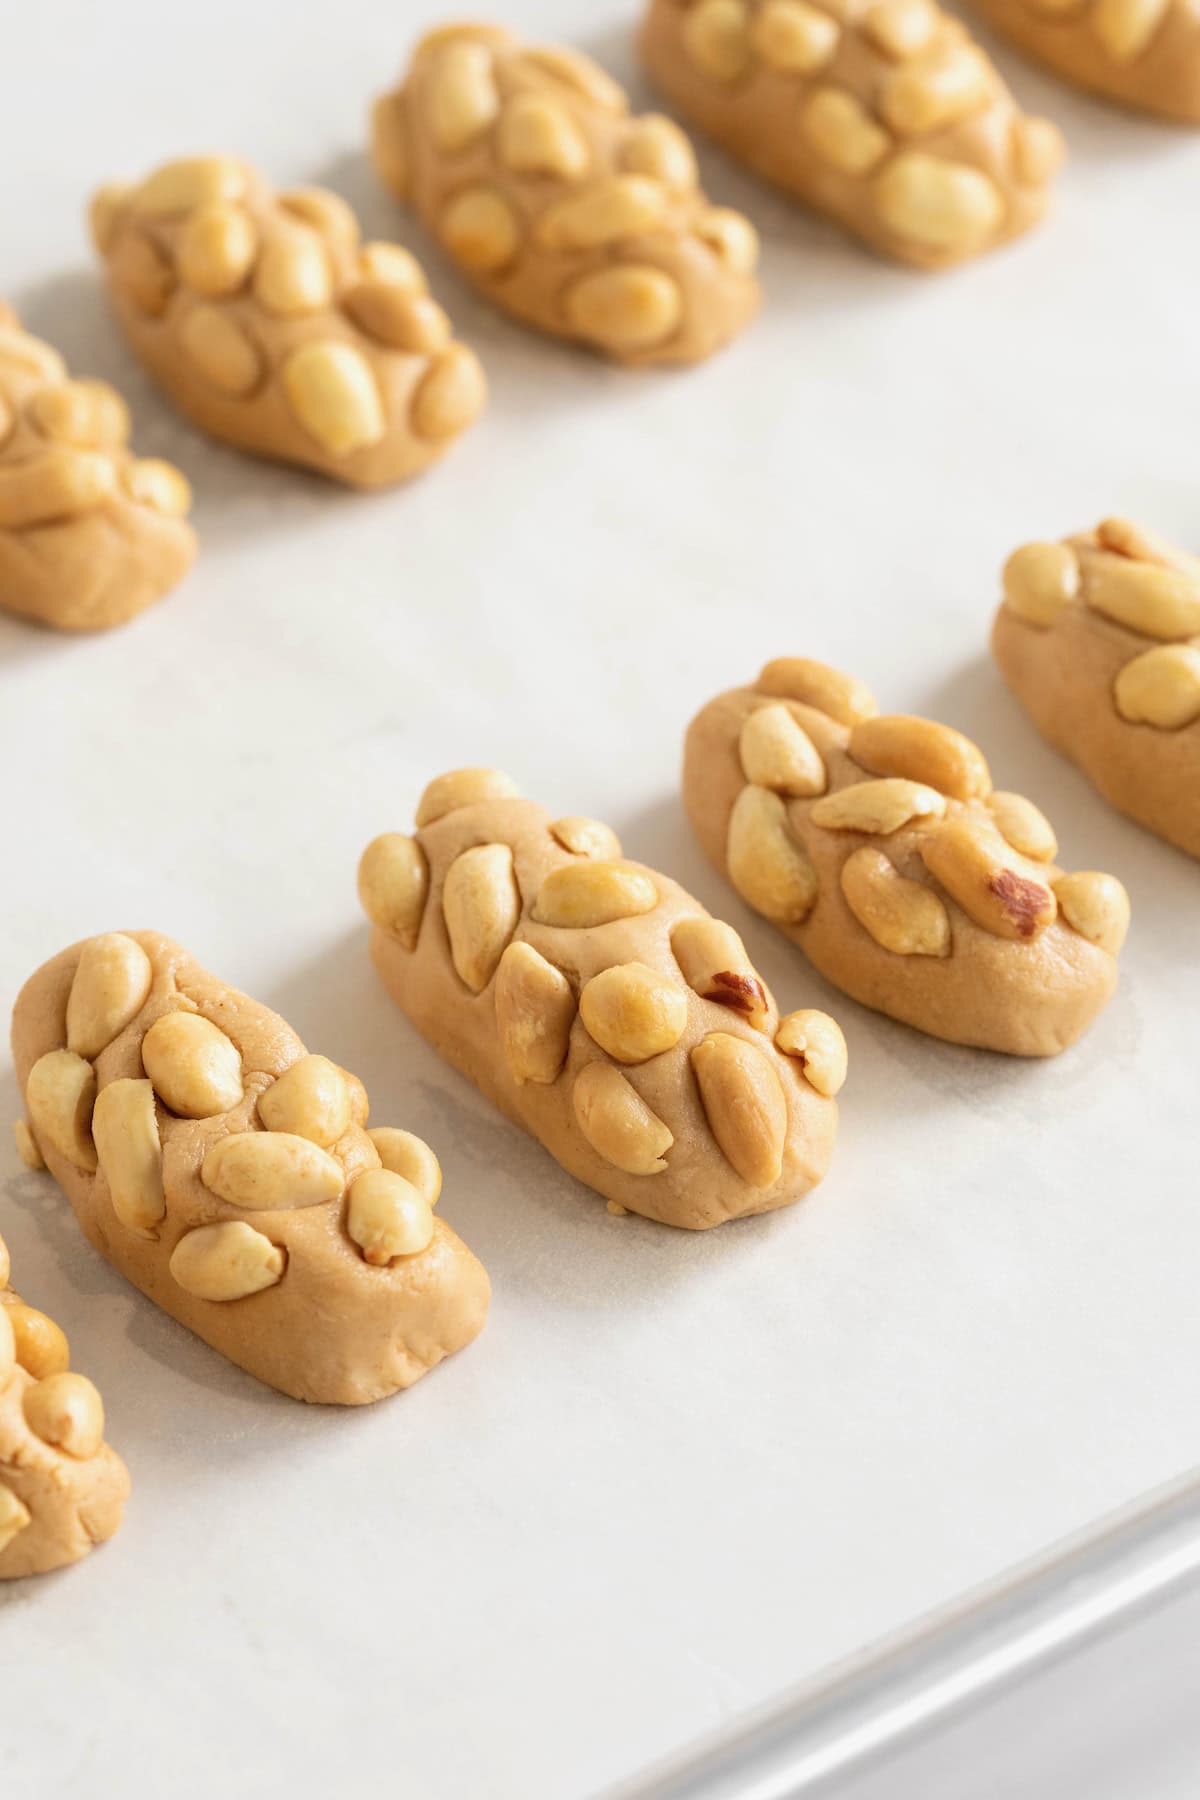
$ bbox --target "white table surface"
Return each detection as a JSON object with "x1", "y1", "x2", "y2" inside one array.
[{"x1": 2, "y1": 5, "x2": 1197, "y2": 1797}]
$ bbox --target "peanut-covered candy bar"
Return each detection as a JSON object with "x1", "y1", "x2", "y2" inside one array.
[
  {"x1": 638, "y1": 0, "x2": 1064, "y2": 269},
  {"x1": 684, "y1": 660, "x2": 1130, "y2": 1055},
  {"x1": 91, "y1": 158, "x2": 486, "y2": 488},
  {"x1": 993, "y1": 519, "x2": 1200, "y2": 860},
  {"x1": 0, "y1": 301, "x2": 194, "y2": 631},
  {"x1": 12, "y1": 933, "x2": 490, "y2": 1405},
  {"x1": 359, "y1": 771, "x2": 844, "y2": 1229},
  {"x1": 0, "y1": 1228, "x2": 129, "y2": 1579},
  {"x1": 370, "y1": 25, "x2": 760, "y2": 364},
  {"x1": 971, "y1": 0, "x2": 1200, "y2": 123}
]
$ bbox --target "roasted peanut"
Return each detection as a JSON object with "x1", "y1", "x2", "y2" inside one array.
[
  {"x1": 739, "y1": 703, "x2": 827, "y2": 796},
  {"x1": 253, "y1": 225, "x2": 333, "y2": 316},
  {"x1": 579, "y1": 963, "x2": 689, "y2": 1064},
  {"x1": 257, "y1": 1056, "x2": 351, "y2": 1148},
  {"x1": 0, "y1": 447, "x2": 117, "y2": 529},
  {"x1": 920, "y1": 817, "x2": 1057, "y2": 940},
  {"x1": 751, "y1": 0, "x2": 841, "y2": 71},
  {"x1": 92, "y1": 1078, "x2": 166, "y2": 1232},
  {"x1": 169, "y1": 1220, "x2": 286, "y2": 1301},
  {"x1": 1053, "y1": 872, "x2": 1131, "y2": 955},
  {"x1": 357, "y1": 832, "x2": 430, "y2": 948},
  {"x1": 757, "y1": 657, "x2": 878, "y2": 726},
  {"x1": 179, "y1": 304, "x2": 261, "y2": 395},
  {"x1": 66, "y1": 932, "x2": 153, "y2": 1060},
  {"x1": 1113, "y1": 645, "x2": 1200, "y2": 729},
  {"x1": 671, "y1": 916, "x2": 770, "y2": 1029},
  {"x1": 23, "y1": 1372, "x2": 105, "y2": 1460},
  {"x1": 849, "y1": 714, "x2": 991, "y2": 801},
  {"x1": 564, "y1": 267, "x2": 684, "y2": 354},
  {"x1": 802, "y1": 89, "x2": 891, "y2": 174},
  {"x1": 1085, "y1": 555, "x2": 1200, "y2": 641},
  {"x1": 550, "y1": 816, "x2": 623, "y2": 860},
  {"x1": 136, "y1": 156, "x2": 245, "y2": 215},
  {"x1": 840, "y1": 847, "x2": 951, "y2": 956},
  {"x1": 417, "y1": 767, "x2": 521, "y2": 828},
  {"x1": 987, "y1": 792, "x2": 1058, "y2": 862},
  {"x1": 429, "y1": 40, "x2": 501, "y2": 149},
  {"x1": 810, "y1": 778, "x2": 945, "y2": 835},
  {"x1": 13, "y1": 1121, "x2": 44, "y2": 1171},
  {"x1": 684, "y1": 0, "x2": 754, "y2": 79},
  {"x1": 201, "y1": 1132, "x2": 346, "y2": 1211},
  {"x1": 873, "y1": 155, "x2": 1005, "y2": 255},
  {"x1": 499, "y1": 92, "x2": 591, "y2": 179},
  {"x1": 28, "y1": 380, "x2": 129, "y2": 450},
  {"x1": 691, "y1": 1032, "x2": 787, "y2": 1188},
  {"x1": 122, "y1": 458, "x2": 192, "y2": 516},
  {"x1": 176, "y1": 202, "x2": 258, "y2": 296},
  {"x1": 572, "y1": 1062, "x2": 674, "y2": 1174},
  {"x1": 726, "y1": 786, "x2": 818, "y2": 924},
  {"x1": 1091, "y1": 0, "x2": 1172, "y2": 59},
  {"x1": 25, "y1": 1050, "x2": 98, "y2": 1171},
  {"x1": 443, "y1": 844, "x2": 521, "y2": 992},
  {"x1": 7, "y1": 1305, "x2": 70, "y2": 1380},
  {"x1": 621, "y1": 115, "x2": 698, "y2": 186},
  {"x1": 865, "y1": 0, "x2": 940, "y2": 57},
  {"x1": 880, "y1": 46, "x2": 993, "y2": 136},
  {"x1": 367, "y1": 1129, "x2": 443, "y2": 1207},
  {"x1": 280, "y1": 187, "x2": 360, "y2": 254},
  {"x1": 141, "y1": 1011, "x2": 244, "y2": 1119},
  {"x1": 282, "y1": 342, "x2": 383, "y2": 455},
  {"x1": 411, "y1": 346, "x2": 489, "y2": 442},
  {"x1": 532, "y1": 862, "x2": 659, "y2": 928},
  {"x1": 538, "y1": 176, "x2": 671, "y2": 250},
  {"x1": 440, "y1": 188, "x2": 521, "y2": 273},
  {"x1": 346, "y1": 1170, "x2": 434, "y2": 1264},
  {"x1": 775, "y1": 1009, "x2": 848, "y2": 1097},
  {"x1": 495, "y1": 942, "x2": 577, "y2": 1084}
]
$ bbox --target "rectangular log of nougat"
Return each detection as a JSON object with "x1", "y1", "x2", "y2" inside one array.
[{"x1": 359, "y1": 769, "x2": 845, "y2": 1230}]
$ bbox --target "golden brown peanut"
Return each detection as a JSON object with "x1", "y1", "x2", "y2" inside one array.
[
  {"x1": 88, "y1": 184, "x2": 131, "y2": 256},
  {"x1": 25, "y1": 1050, "x2": 98, "y2": 1171},
  {"x1": 752, "y1": 0, "x2": 841, "y2": 70},
  {"x1": 7, "y1": 1305, "x2": 70, "y2": 1380},
  {"x1": 580, "y1": 963, "x2": 689, "y2": 1064},
  {"x1": 774, "y1": 1009, "x2": 848, "y2": 1097},
  {"x1": 987, "y1": 792, "x2": 1058, "y2": 862},
  {"x1": 880, "y1": 46, "x2": 993, "y2": 135},
  {"x1": 28, "y1": 380, "x2": 130, "y2": 450},
  {"x1": 537, "y1": 176, "x2": 671, "y2": 251},
  {"x1": 684, "y1": 0, "x2": 753, "y2": 79},
  {"x1": 23, "y1": 1373, "x2": 105, "y2": 1460},
  {"x1": 280, "y1": 187, "x2": 361, "y2": 254},
  {"x1": 343, "y1": 283, "x2": 451, "y2": 354},
  {"x1": 1091, "y1": 0, "x2": 1172, "y2": 58},
  {"x1": 109, "y1": 233, "x2": 176, "y2": 315},
  {"x1": 873, "y1": 155, "x2": 1005, "y2": 254},
  {"x1": 849, "y1": 715, "x2": 991, "y2": 801},
  {"x1": 532, "y1": 862, "x2": 659, "y2": 928},
  {"x1": 671, "y1": 916, "x2": 770, "y2": 1029},
  {"x1": 1003, "y1": 541, "x2": 1081, "y2": 627},
  {"x1": 179, "y1": 304, "x2": 262, "y2": 396},
  {"x1": 92, "y1": 1077, "x2": 166, "y2": 1232},
  {"x1": 429, "y1": 40, "x2": 502, "y2": 149},
  {"x1": 282, "y1": 342, "x2": 384, "y2": 455},
  {"x1": 371, "y1": 93, "x2": 411, "y2": 197},
  {"x1": 366, "y1": 1129, "x2": 443, "y2": 1207},
  {"x1": 357, "y1": 833, "x2": 430, "y2": 948},
  {"x1": 443, "y1": 844, "x2": 521, "y2": 992},
  {"x1": 136, "y1": 155, "x2": 245, "y2": 215},
  {"x1": 810, "y1": 778, "x2": 945, "y2": 835},
  {"x1": 1113, "y1": 645, "x2": 1200, "y2": 729},
  {"x1": 564, "y1": 266, "x2": 685, "y2": 354},
  {"x1": 411, "y1": 345, "x2": 488, "y2": 441},
  {"x1": 920, "y1": 817, "x2": 1057, "y2": 940},
  {"x1": 802, "y1": 89, "x2": 890, "y2": 174},
  {"x1": 1096, "y1": 518, "x2": 1199, "y2": 570},
  {"x1": 201, "y1": 1132, "x2": 346, "y2": 1211},
  {"x1": 494, "y1": 942, "x2": 577, "y2": 1084},
  {"x1": 516, "y1": 43, "x2": 629, "y2": 109},
  {"x1": 757, "y1": 658, "x2": 878, "y2": 726},
  {"x1": 417, "y1": 767, "x2": 521, "y2": 827},
  {"x1": 257, "y1": 1055, "x2": 351, "y2": 1148},
  {"x1": 691, "y1": 1032, "x2": 787, "y2": 1188},
  {"x1": 66, "y1": 932, "x2": 153, "y2": 1059},
  {"x1": 141, "y1": 1011, "x2": 244, "y2": 1119},
  {"x1": 572, "y1": 1062, "x2": 674, "y2": 1175},
  {"x1": 695, "y1": 207, "x2": 761, "y2": 275},
  {"x1": 122, "y1": 458, "x2": 192, "y2": 516},
  {"x1": 169, "y1": 1220, "x2": 286, "y2": 1301},
  {"x1": 865, "y1": 0, "x2": 939, "y2": 57},
  {"x1": 1053, "y1": 872, "x2": 1131, "y2": 956},
  {"x1": 621, "y1": 115, "x2": 698, "y2": 186},
  {"x1": 176, "y1": 202, "x2": 258, "y2": 296},
  {"x1": 550, "y1": 816, "x2": 623, "y2": 860},
  {"x1": 0, "y1": 448, "x2": 116, "y2": 529},
  {"x1": 440, "y1": 188, "x2": 521, "y2": 273},
  {"x1": 726, "y1": 786, "x2": 818, "y2": 924},
  {"x1": 346, "y1": 1170, "x2": 434, "y2": 1265},
  {"x1": 739, "y1": 703, "x2": 827, "y2": 796},
  {"x1": 13, "y1": 1121, "x2": 43, "y2": 1171},
  {"x1": 499, "y1": 92, "x2": 591, "y2": 178},
  {"x1": 360, "y1": 241, "x2": 428, "y2": 290},
  {"x1": 253, "y1": 225, "x2": 333, "y2": 317},
  {"x1": 1084, "y1": 555, "x2": 1200, "y2": 641},
  {"x1": 841, "y1": 847, "x2": 952, "y2": 957},
  {"x1": 1012, "y1": 118, "x2": 1066, "y2": 185},
  {"x1": 0, "y1": 324, "x2": 66, "y2": 382}
]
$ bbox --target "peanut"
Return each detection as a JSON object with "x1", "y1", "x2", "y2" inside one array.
[
  {"x1": 281, "y1": 341, "x2": 385, "y2": 456},
  {"x1": 22, "y1": 1372, "x2": 105, "y2": 1460},
  {"x1": 109, "y1": 233, "x2": 175, "y2": 316},
  {"x1": 671, "y1": 916, "x2": 771, "y2": 1030},
  {"x1": 739, "y1": 703, "x2": 828, "y2": 797},
  {"x1": 88, "y1": 184, "x2": 130, "y2": 256},
  {"x1": 179, "y1": 304, "x2": 262, "y2": 396},
  {"x1": 201, "y1": 1131, "x2": 346, "y2": 1211},
  {"x1": 443, "y1": 844, "x2": 522, "y2": 992},
  {"x1": 880, "y1": 46, "x2": 993, "y2": 136},
  {"x1": 0, "y1": 325, "x2": 66, "y2": 383},
  {"x1": 874, "y1": 154, "x2": 1005, "y2": 254},
  {"x1": 122, "y1": 459, "x2": 193, "y2": 516},
  {"x1": 253, "y1": 226, "x2": 333, "y2": 317},
  {"x1": 177, "y1": 202, "x2": 258, "y2": 296},
  {"x1": 1091, "y1": 0, "x2": 1171, "y2": 57},
  {"x1": 695, "y1": 208, "x2": 761, "y2": 276},
  {"x1": 135, "y1": 155, "x2": 245, "y2": 215},
  {"x1": 1097, "y1": 518, "x2": 1199, "y2": 572},
  {"x1": 66, "y1": 932, "x2": 153, "y2": 1060},
  {"x1": 1012, "y1": 119, "x2": 1065, "y2": 186},
  {"x1": 683, "y1": 0, "x2": 753, "y2": 80},
  {"x1": 540, "y1": 175, "x2": 673, "y2": 251},
  {"x1": 13, "y1": 1120, "x2": 44, "y2": 1171},
  {"x1": 564, "y1": 266, "x2": 683, "y2": 353},
  {"x1": 0, "y1": 448, "x2": 117, "y2": 529},
  {"x1": 499, "y1": 93, "x2": 591, "y2": 179},
  {"x1": 726, "y1": 785, "x2": 818, "y2": 924},
  {"x1": 257, "y1": 1056, "x2": 351, "y2": 1148},
  {"x1": 757, "y1": 658, "x2": 878, "y2": 726},
  {"x1": 7, "y1": 1305, "x2": 70, "y2": 1380},
  {"x1": 810, "y1": 777, "x2": 945, "y2": 835},
  {"x1": 366, "y1": 1129, "x2": 442, "y2": 1207},
  {"x1": 550, "y1": 816, "x2": 623, "y2": 859},
  {"x1": 495, "y1": 942, "x2": 577, "y2": 1084},
  {"x1": 279, "y1": 188, "x2": 360, "y2": 255},
  {"x1": 411, "y1": 345, "x2": 488, "y2": 441},
  {"x1": 141, "y1": 1011, "x2": 244, "y2": 1119},
  {"x1": 533, "y1": 861, "x2": 659, "y2": 928},
  {"x1": 25, "y1": 1050, "x2": 98, "y2": 1171},
  {"x1": 1113, "y1": 645, "x2": 1200, "y2": 730},
  {"x1": 344, "y1": 283, "x2": 451, "y2": 354},
  {"x1": 775, "y1": 1010, "x2": 848, "y2": 1097},
  {"x1": 864, "y1": 0, "x2": 939, "y2": 57},
  {"x1": 370, "y1": 95, "x2": 410, "y2": 199},
  {"x1": 986, "y1": 792, "x2": 1058, "y2": 862},
  {"x1": 28, "y1": 380, "x2": 130, "y2": 450},
  {"x1": 920, "y1": 818, "x2": 1057, "y2": 940},
  {"x1": 359, "y1": 242, "x2": 428, "y2": 291},
  {"x1": 1085, "y1": 555, "x2": 1200, "y2": 642},
  {"x1": 1003, "y1": 541, "x2": 1080, "y2": 627},
  {"x1": 841, "y1": 847, "x2": 951, "y2": 956},
  {"x1": 802, "y1": 89, "x2": 891, "y2": 175},
  {"x1": 417, "y1": 768, "x2": 521, "y2": 827},
  {"x1": 92, "y1": 1078, "x2": 166, "y2": 1232},
  {"x1": 849, "y1": 714, "x2": 991, "y2": 801},
  {"x1": 572, "y1": 1062, "x2": 673, "y2": 1174},
  {"x1": 0, "y1": 1486, "x2": 31, "y2": 1554},
  {"x1": 621, "y1": 116, "x2": 698, "y2": 187},
  {"x1": 346, "y1": 1170, "x2": 434, "y2": 1265},
  {"x1": 169, "y1": 1221, "x2": 286, "y2": 1301},
  {"x1": 580, "y1": 962, "x2": 689, "y2": 1064},
  {"x1": 342, "y1": 1070, "x2": 370, "y2": 1129},
  {"x1": 1053, "y1": 872, "x2": 1131, "y2": 956},
  {"x1": 516, "y1": 45, "x2": 628, "y2": 109},
  {"x1": 429, "y1": 41, "x2": 501, "y2": 150},
  {"x1": 357, "y1": 833, "x2": 430, "y2": 948},
  {"x1": 441, "y1": 188, "x2": 521, "y2": 274},
  {"x1": 691, "y1": 1032, "x2": 787, "y2": 1188},
  {"x1": 751, "y1": 0, "x2": 841, "y2": 70}
]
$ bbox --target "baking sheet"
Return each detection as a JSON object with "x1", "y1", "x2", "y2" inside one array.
[{"x1": 2, "y1": 5, "x2": 1198, "y2": 1797}]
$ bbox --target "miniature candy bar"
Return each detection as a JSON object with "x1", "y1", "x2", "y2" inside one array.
[
  {"x1": 993, "y1": 519, "x2": 1200, "y2": 860},
  {"x1": 0, "y1": 301, "x2": 195, "y2": 631},
  {"x1": 683, "y1": 659, "x2": 1130, "y2": 1054},
  {"x1": 638, "y1": 0, "x2": 1064, "y2": 269},
  {"x1": 90, "y1": 158, "x2": 486, "y2": 487},
  {"x1": 370, "y1": 24, "x2": 760, "y2": 363},
  {"x1": 12, "y1": 933, "x2": 490, "y2": 1404},
  {"x1": 0, "y1": 1228, "x2": 129, "y2": 1578},
  {"x1": 359, "y1": 771, "x2": 844, "y2": 1229},
  {"x1": 970, "y1": 0, "x2": 1200, "y2": 124}
]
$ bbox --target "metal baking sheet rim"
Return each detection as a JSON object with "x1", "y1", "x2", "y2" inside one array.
[{"x1": 613, "y1": 1466, "x2": 1200, "y2": 1799}]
